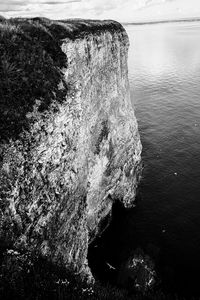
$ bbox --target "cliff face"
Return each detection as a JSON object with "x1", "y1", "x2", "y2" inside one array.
[{"x1": 0, "y1": 18, "x2": 142, "y2": 277}]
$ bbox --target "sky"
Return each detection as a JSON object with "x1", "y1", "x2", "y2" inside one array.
[{"x1": 1, "y1": 0, "x2": 200, "y2": 22}]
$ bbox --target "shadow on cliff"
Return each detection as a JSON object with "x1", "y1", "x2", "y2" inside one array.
[
  {"x1": 88, "y1": 194, "x2": 200, "y2": 299},
  {"x1": 88, "y1": 198, "x2": 144, "y2": 285}
]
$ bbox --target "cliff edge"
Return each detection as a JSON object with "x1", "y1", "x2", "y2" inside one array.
[{"x1": 0, "y1": 18, "x2": 142, "y2": 278}]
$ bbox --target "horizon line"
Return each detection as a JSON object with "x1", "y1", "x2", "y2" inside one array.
[{"x1": 122, "y1": 17, "x2": 200, "y2": 26}]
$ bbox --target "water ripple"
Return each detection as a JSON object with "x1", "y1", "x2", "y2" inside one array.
[{"x1": 124, "y1": 22, "x2": 200, "y2": 295}]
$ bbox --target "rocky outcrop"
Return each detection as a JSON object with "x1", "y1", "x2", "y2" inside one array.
[{"x1": 0, "y1": 18, "x2": 142, "y2": 278}]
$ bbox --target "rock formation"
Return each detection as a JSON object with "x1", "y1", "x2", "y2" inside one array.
[{"x1": 0, "y1": 18, "x2": 142, "y2": 278}]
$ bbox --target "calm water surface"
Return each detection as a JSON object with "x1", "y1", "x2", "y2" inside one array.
[
  {"x1": 127, "y1": 22, "x2": 200, "y2": 295},
  {"x1": 89, "y1": 22, "x2": 200, "y2": 297}
]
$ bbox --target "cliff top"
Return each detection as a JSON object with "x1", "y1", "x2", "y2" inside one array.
[
  {"x1": 0, "y1": 17, "x2": 124, "y2": 39},
  {"x1": 0, "y1": 18, "x2": 125, "y2": 142}
]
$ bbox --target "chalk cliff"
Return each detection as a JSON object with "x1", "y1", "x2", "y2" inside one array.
[{"x1": 0, "y1": 18, "x2": 142, "y2": 278}]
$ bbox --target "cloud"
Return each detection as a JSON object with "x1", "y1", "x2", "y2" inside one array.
[
  {"x1": 0, "y1": 0, "x2": 81, "y2": 13},
  {"x1": 40, "y1": 0, "x2": 81, "y2": 4},
  {"x1": 1, "y1": 0, "x2": 200, "y2": 21},
  {"x1": 0, "y1": 0, "x2": 27, "y2": 5},
  {"x1": 0, "y1": 1, "x2": 28, "y2": 12},
  {"x1": 132, "y1": 0, "x2": 200, "y2": 21}
]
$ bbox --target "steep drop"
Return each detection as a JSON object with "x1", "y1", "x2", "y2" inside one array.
[{"x1": 0, "y1": 18, "x2": 142, "y2": 278}]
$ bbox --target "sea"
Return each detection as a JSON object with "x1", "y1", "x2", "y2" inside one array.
[{"x1": 89, "y1": 21, "x2": 200, "y2": 297}]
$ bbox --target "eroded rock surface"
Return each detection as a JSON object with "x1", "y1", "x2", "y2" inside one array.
[{"x1": 0, "y1": 18, "x2": 142, "y2": 277}]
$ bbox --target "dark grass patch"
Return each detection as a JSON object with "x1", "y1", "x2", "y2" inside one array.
[{"x1": 0, "y1": 19, "x2": 67, "y2": 141}]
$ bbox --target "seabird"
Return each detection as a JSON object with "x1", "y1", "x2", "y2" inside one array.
[{"x1": 106, "y1": 262, "x2": 116, "y2": 270}]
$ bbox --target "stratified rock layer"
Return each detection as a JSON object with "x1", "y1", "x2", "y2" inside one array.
[{"x1": 0, "y1": 18, "x2": 142, "y2": 277}]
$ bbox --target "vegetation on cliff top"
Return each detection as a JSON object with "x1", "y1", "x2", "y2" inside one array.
[{"x1": 0, "y1": 17, "x2": 124, "y2": 142}]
